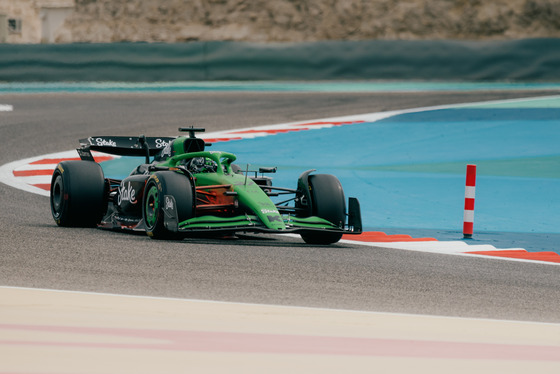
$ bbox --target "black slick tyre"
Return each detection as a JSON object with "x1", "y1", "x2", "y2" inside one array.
[
  {"x1": 300, "y1": 174, "x2": 346, "y2": 245},
  {"x1": 50, "y1": 161, "x2": 106, "y2": 227},
  {"x1": 143, "y1": 171, "x2": 194, "y2": 240}
]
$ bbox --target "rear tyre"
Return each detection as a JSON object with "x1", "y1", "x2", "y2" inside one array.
[
  {"x1": 143, "y1": 171, "x2": 194, "y2": 240},
  {"x1": 50, "y1": 161, "x2": 106, "y2": 227},
  {"x1": 300, "y1": 174, "x2": 346, "y2": 245}
]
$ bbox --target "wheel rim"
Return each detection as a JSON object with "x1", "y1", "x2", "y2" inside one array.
[
  {"x1": 145, "y1": 184, "x2": 159, "y2": 228},
  {"x1": 51, "y1": 174, "x2": 64, "y2": 218}
]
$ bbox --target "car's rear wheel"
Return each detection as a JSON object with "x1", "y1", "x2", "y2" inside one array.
[
  {"x1": 143, "y1": 171, "x2": 194, "y2": 240},
  {"x1": 50, "y1": 161, "x2": 106, "y2": 227},
  {"x1": 300, "y1": 174, "x2": 346, "y2": 245}
]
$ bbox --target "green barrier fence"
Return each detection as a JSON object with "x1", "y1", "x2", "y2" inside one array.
[{"x1": 0, "y1": 39, "x2": 559, "y2": 82}]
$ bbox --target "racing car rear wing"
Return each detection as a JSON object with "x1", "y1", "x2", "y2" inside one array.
[{"x1": 77, "y1": 135, "x2": 176, "y2": 162}]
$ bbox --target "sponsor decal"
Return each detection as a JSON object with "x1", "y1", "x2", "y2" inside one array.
[
  {"x1": 163, "y1": 195, "x2": 178, "y2": 231},
  {"x1": 118, "y1": 181, "x2": 137, "y2": 205},
  {"x1": 267, "y1": 215, "x2": 282, "y2": 223},
  {"x1": 76, "y1": 148, "x2": 94, "y2": 161},
  {"x1": 57, "y1": 164, "x2": 64, "y2": 174},
  {"x1": 165, "y1": 195, "x2": 174, "y2": 210},
  {"x1": 156, "y1": 139, "x2": 172, "y2": 157},
  {"x1": 261, "y1": 208, "x2": 279, "y2": 214},
  {"x1": 155, "y1": 139, "x2": 170, "y2": 148},
  {"x1": 114, "y1": 215, "x2": 140, "y2": 223},
  {"x1": 88, "y1": 137, "x2": 117, "y2": 147}
]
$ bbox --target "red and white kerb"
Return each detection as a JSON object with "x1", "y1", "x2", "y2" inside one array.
[{"x1": 463, "y1": 164, "x2": 476, "y2": 238}]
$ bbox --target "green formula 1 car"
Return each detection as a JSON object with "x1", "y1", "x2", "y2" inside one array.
[{"x1": 50, "y1": 128, "x2": 362, "y2": 244}]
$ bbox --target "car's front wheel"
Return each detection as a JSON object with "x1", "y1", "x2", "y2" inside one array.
[{"x1": 300, "y1": 174, "x2": 346, "y2": 245}]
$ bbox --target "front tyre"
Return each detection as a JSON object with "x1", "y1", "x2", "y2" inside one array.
[
  {"x1": 50, "y1": 161, "x2": 106, "y2": 227},
  {"x1": 300, "y1": 174, "x2": 346, "y2": 245},
  {"x1": 143, "y1": 171, "x2": 194, "y2": 240}
]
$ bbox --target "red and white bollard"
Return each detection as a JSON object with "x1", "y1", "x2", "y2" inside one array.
[{"x1": 463, "y1": 164, "x2": 476, "y2": 238}]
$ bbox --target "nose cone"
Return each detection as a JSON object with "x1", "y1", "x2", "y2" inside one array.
[{"x1": 233, "y1": 177, "x2": 286, "y2": 230}]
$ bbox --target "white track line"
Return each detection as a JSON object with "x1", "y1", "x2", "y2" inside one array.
[
  {"x1": 0, "y1": 151, "x2": 77, "y2": 197},
  {"x1": 0, "y1": 150, "x2": 115, "y2": 197},
  {"x1": 0, "y1": 104, "x2": 13, "y2": 111},
  {"x1": 340, "y1": 239, "x2": 558, "y2": 266}
]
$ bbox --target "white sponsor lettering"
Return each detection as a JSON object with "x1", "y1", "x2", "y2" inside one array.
[
  {"x1": 118, "y1": 182, "x2": 137, "y2": 205},
  {"x1": 156, "y1": 139, "x2": 172, "y2": 157},
  {"x1": 261, "y1": 209, "x2": 279, "y2": 214},
  {"x1": 155, "y1": 139, "x2": 170, "y2": 148},
  {"x1": 165, "y1": 196, "x2": 174, "y2": 210},
  {"x1": 88, "y1": 137, "x2": 117, "y2": 147}
]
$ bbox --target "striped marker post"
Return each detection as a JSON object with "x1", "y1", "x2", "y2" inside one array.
[{"x1": 463, "y1": 164, "x2": 476, "y2": 238}]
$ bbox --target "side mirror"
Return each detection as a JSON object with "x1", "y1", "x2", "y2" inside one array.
[{"x1": 258, "y1": 167, "x2": 277, "y2": 174}]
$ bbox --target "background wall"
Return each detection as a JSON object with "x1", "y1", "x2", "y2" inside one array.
[
  {"x1": 1, "y1": 39, "x2": 559, "y2": 82},
  {"x1": 0, "y1": 0, "x2": 74, "y2": 43},
  {"x1": 1, "y1": 1, "x2": 560, "y2": 82}
]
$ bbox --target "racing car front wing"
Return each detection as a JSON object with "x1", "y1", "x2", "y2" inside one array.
[{"x1": 162, "y1": 195, "x2": 362, "y2": 236}]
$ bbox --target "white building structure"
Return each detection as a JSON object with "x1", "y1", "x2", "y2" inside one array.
[{"x1": 0, "y1": 0, "x2": 75, "y2": 43}]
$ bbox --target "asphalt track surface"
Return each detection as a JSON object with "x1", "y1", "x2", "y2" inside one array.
[{"x1": 1, "y1": 90, "x2": 559, "y2": 323}]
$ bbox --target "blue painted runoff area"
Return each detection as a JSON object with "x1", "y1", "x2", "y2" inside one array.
[{"x1": 218, "y1": 110, "x2": 559, "y2": 233}]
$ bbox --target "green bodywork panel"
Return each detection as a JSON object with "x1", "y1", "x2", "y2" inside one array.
[
  {"x1": 178, "y1": 214, "x2": 337, "y2": 231},
  {"x1": 179, "y1": 214, "x2": 261, "y2": 229},
  {"x1": 284, "y1": 216, "x2": 336, "y2": 229}
]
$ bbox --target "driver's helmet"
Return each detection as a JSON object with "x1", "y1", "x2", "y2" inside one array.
[{"x1": 186, "y1": 157, "x2": 217, "y2": 173}]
